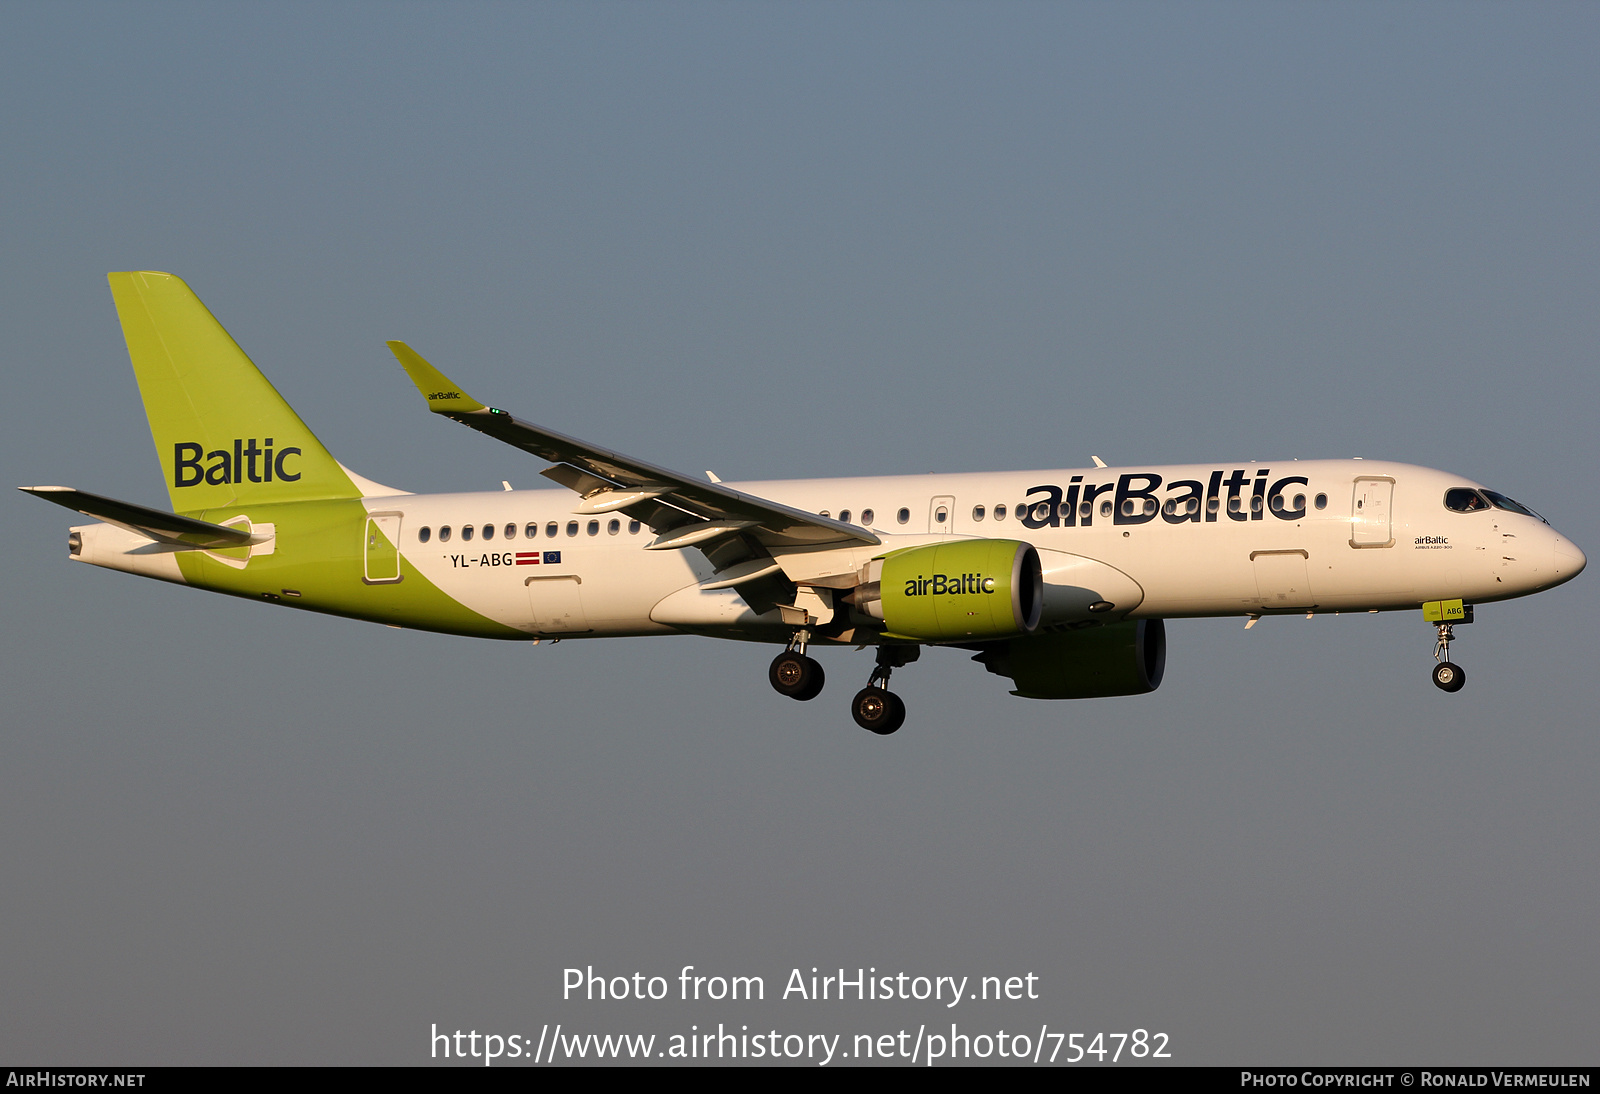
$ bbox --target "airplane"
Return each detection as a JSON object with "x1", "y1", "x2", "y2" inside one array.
[{"x1": 21, "y1": 272, "x2": 1588, "y2": 735}]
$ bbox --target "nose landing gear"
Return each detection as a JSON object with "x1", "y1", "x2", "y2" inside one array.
[
  {"x1": 1431, "y1": 620, "x2": 1467, "y2": 693},
  {"x1": 851, "y1": 645, "x2": 918, "y2": 735},
  {"x1": 1424, "y1": 600, "x2": 1474, "y2": 693}
]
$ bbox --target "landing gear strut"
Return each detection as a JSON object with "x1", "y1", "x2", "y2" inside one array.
[
  {"x1": 852, "y1": 645, "x2": 917, "y2": 735},
  {"x1": 1431, "y1": 621, "x2": 1466, "y2": 693},
  {"x1": 769, "y1": 626, "x2": 825, "y2": 701}
]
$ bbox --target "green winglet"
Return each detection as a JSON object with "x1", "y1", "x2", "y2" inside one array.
[{"x1": 387, "y1": 341, "x2": 487, "y2": 414}]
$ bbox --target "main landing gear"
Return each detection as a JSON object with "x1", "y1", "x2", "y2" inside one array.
[
  {"x1": 1431, "y1": 620, "x2": 1467, "y2": 693},
  {"x1": 769, "y1": 627, "x2": 825, "y2": 702},
  {"x1": 851, "y1": 645, "x2": 918, "y2": 736},
  {"x1": 768, "y1": 633, "x2": 920, "y2": 734}
]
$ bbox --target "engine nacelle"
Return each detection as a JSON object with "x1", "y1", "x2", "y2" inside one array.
[
  {"x1": 975, "y1": 619, "x2": 1166, "y2": 699},
  {"x1": 849, "y1": 539, "x2": 1043, "y2": 642}
]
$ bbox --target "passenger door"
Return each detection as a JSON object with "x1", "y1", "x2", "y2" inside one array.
[
  {"x1": 1350, "y1": 478, "x2": 1394, "y2": 548},
  {"x1": 363, "y1": 513, "x2": 403, "y2": 584}
]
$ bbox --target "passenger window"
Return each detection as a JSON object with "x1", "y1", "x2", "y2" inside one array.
[
  {"x1": 566, "y1": 521, "x2": 579, "y2": 537},
  {"x1": 1079, "y1": 502, "x2": 1092, "y2": 519},
  {"x1": 586, "y1": 520, "x2": 599, "y2": 536},
  {"x1": 462, "y1": 525, "x2": 475, "y2": 541},
  {"x1": 505, "y1": 523, "x2": 517, "y2": 540},
  {"x1": 861, "y1": 509, "x2": 875, "y2": 525},
  {"x1": 1250, "y1": 496, "x2": 1263, "y2": 513},
  {"x1": 1099, "y1": 500, "x2": 1112, "y2": 518},
  {"x1": 1314, "y1": 494, "x2": 1328, "y2": 510},
  {"x1": 819, "y1": 510, "x2": 831, "y2": 518},
  {"x1": 439, "y1": 525, "x2": 452, "y2": 542},
  {"x1": 1186, "y1": 498, "x2": 1199, "y2": 514},
  {"x1": 607, "y1": 519, "x2": 620, "y2": 535},
  {"x1": 994, "y1": 504, "x2": 1006, "y2": 521},
  {"x1": 897, "y1": 508, "x2": 910, "y2": 524},
  {"x1": 418, "y1": 526, "x2": 432, "y2": 543},
  {"x1": 1162, "y1": 500, "x2": 1175, "y2": 516},
  {"x1": 546, "y1": 522, "x2": 559, "y2": 538},
  {"x1": 1144, "y1": 498, "x2": 1157, "y2": 515},
  {"x1": 628, "y1": 520, "x2": 641, "y2": 534},
  {"x1": 1227, "y1": 497, "x2": 1241, "y2": 514},
  {"x1": 1121, "y1": 499, "x2": 1135, "y2": 516},
  {"x1": 936, "y1": 506, "x2": 949, "y2": 523},
  {"x1": 1292, "y1": 494, "x2": 1305, "y2": 511},
  {"x1": 1207, "y1": 498, "x2": 1220, "y2": 514},
  {"x1": 839, "y1": 509, "x2": 852, "y2": 524},
  {"x1": 526, "y1": 523, "x2": 538, "y2": 539},
  {"x1": 482, "y1": 524, "x2": 494, "y2": 540},
  {"x1": 1270, "y1": 495, "x2": 1285, "y2": 513}
]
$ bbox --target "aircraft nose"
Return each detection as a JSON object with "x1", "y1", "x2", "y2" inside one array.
[{"x1": 1552, "y1": 531, "x2": 1587, "y2": 580}]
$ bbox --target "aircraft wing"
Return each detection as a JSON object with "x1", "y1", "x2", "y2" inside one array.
[
  {"x1": 387, "y1": 342, "x2": 879, "y2": 551},
  {"x1": 19, "y1": 486, "x2": 258, "y2": 549}
]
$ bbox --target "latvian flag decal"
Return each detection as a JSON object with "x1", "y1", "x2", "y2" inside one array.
[{"x1": 515, "y1": 552, "x2": 540, "y2": 566}]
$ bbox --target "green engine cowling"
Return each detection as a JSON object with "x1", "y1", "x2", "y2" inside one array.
[
  {"x1": 850, "y1": 539, "x2": 1043, "y2": 642},
  {"x1": 975, "y1": 620, "x2": 1166, "y2": 699}
]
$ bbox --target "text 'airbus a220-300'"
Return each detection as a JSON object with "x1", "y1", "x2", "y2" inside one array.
[{"x1": 23, "y1": 273, "x2": 1588, "y2": 734}]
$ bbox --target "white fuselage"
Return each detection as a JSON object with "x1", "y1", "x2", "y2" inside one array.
[{"x1": 376, "y1": 459, "x2": 1585, "y2": 641}]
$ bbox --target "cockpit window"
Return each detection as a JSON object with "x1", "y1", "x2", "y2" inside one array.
[
  {"x1": 1444, "y1": 488, "x2": 1491, "y2": 513},
  {"x1": 1483, "y1": 490, "x2": 1546, "y2": 523}
]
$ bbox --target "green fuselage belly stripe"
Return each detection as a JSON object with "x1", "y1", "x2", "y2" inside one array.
[{"x1": 172, "y1": 498, "x2": 519, "y2": 638}]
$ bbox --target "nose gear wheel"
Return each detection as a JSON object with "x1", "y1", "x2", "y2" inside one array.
[
  {"x1": 1432, "y1": 660, "x2": 1466, "y2": 692},
  {"x1": 1430, "y1": 620, "x2": 1467, "y2": 693}
]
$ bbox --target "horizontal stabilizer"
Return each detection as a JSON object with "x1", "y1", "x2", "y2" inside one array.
[{"x1": 19, "y1": 486, "x2": 258, "y2": 549}]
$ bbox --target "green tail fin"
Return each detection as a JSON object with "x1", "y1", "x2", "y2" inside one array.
[{"x1": 108, "y1": 272, "x2": 360, "y2": 511}]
